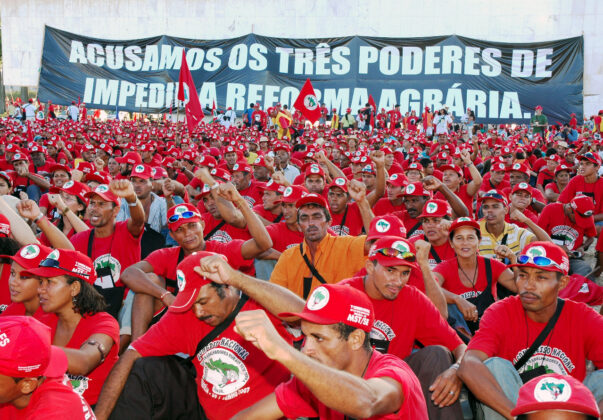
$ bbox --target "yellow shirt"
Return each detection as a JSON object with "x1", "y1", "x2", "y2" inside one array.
[
  {"x1": 479, "y1": 220, "x2": 535, "y2": 258},
  {"x1": 270, "y1": 234, "x2": 367, "y2": 298}
]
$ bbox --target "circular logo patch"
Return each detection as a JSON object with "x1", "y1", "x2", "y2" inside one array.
[
  {"x1": 405, "y1": 184, "x2": 416, "y2": 194},
  {"x1": 303, "y1": 94, "x2": 318, "y2": 111},
  {"x1": 390, "y1": 174, "x2": 399, "y2": 181},
  {"x1": 283, "y1": 187, "x2": 293, "y2": 197},
  {"x1": 335, "y1": 177, "x2": 346, "y2": 186},
  {"x1": 210, "y1": 168, "x2": 217, "y2": 175},
  {"x1": 63, "y1": 180, "x2": 74, "y2": 189},
  {"x1": 426, "y1": 202, "x2": 438, "y2": 214},
  {"x1": 533, "y1": 377, "x2": 572, "y2": 402},
  {"x1": 232, "y1": 164, "x2": 240, "y2": 171},
  {"x1": 375, "y1": 219, "x2": 391, "y2": 233},
  {"x1": 310, "y1": 165, "x2": 320, "y2": 174},
  {"x1": 254, "y1": 157, "x2": 261, "y2": 164},
  {"x1": 518, "y1": 182, "x2": 529, "y2": 189},
  {"x1": 526, "y1": 246, "x2": 547, "y2": 258},
  {"x1": 513, "y1": 163, "x2": 521, "y2": 170},
  {"x1": 95, "y1": 184, "x2": 109, "y2": 193},
  {"x1": 20, "y1": 244, "x2": 40, "y2": 259},
  {"x1": 174, "y1": 205, "x2": 188, "y2": 215},
  {"x1": 307, "y1": 286, "x2": 330, "y2": 311},
  {"x1": 457, "y1": 217, "x2": 472, "y2": 222},
  {"x1": 47, "y1": 249, "x2": 60, "y2": 261},
  {"x1": 134, "y1": 164, "x2": 145, "y2": 173},
  {"x1": 177, "y1": 269, "x2": 186, "y2": 291},
  {"x1": 391, "y1": 241, "x2": 411, "y2": 255}
]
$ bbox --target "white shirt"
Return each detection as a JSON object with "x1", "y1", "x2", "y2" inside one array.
[
  {"x1": 67, "y1": 105, "x2": 79, "y2": 120},
  {"x1": 433, "y1": 114, "x2": 452, "y2": 134}
]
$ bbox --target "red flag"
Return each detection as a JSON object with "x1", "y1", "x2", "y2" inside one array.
[
  {"x1": 178, "y1": 50, "x2": 204, "y2": 132},
  {"x1": 293, "y1": 79, "x2": 321, "y2": 123},
  {"x1": 212, "y1": 100, "x2": 216, "y2": 117}
]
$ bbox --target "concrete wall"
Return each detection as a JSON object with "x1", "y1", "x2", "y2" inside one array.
[{"x1": 2, "y1": 0, "x2": 601, "y2": 115}]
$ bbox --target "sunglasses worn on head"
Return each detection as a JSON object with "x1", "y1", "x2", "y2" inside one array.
[
  {"x1": 40, "y1": 258, "x2": 90, "y2": 278},
  {"x1": 372, "y1": 248, "x2": 416, "y2": 262},
  {"x1": 517, "y1": 255, "x2": 562, "y2": 271},
  {"x1": 168, "y1": 211, "x2": 197, "y2": 223}
]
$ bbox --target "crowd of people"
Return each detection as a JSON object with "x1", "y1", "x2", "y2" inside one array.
[{"x1": 0, "y1": 100, "x2": 601, "y2": 420}]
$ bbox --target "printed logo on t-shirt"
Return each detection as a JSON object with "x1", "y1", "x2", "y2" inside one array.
[
  {"x1": 93, "y1": 254, "x2": 121, "y2": 289},
  {"x1": 331, "y1": 224, "x2": 350, "y2": 237},
  {"x1": 68, "y1": 374, "x2": 90, "y2": 396},
  {"x1": 307, "y1": 286, "x2": 330, "y2": 311},
  {"x1": 177, "y1": 269, "x2": 186, "y2": 291},
  {"x1": 200, "y1": 347, "x2": 250, "y2": 397},
  {"x1": 370, "y1": 320, "x2": 396, "y2": 342},
  {"x1": 207, "y1": 230, "x2": 233, "y2": 244},
  {"x1": 550, "y1": 226, "x2": 579, "y2": 251},
  {"x1": 533, "y1": 377, "x2": 572, "y2": 402},
  {"x1": 514, "y1": 347, "x2": 575, "y2": 376},
  {"x1": 20, "y1": 244, "x2": 41, "y2": 259}
]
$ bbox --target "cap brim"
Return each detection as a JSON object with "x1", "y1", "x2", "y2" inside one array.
[
  {"x1": 277, "y1": 311, "x2": 340, "y2": 326},
  {"x1": 168, "y1": 287, "x2": 200, "y2": 313},
  {"x1": 573, "y1": 212, "x2": 595, "y2": 229},
  {"x1": 295, "y1": 196, "x2": 328, "y2": 209},
  {"x1": 370, "y1": 254, "x2": 417, "y2": 268},
  {"x1": 21, "y1": 266, "x2": 66, "y2": 279},
  {"x1": 44, "y1": 346, "x2": 68, "y2": 378},
  {"x1": 511, "y1": 402, "x2": 600, "y2": 417}
]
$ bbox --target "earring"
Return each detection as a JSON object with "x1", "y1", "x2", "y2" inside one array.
[{"x1": 72, "y1": 295, "x2": 77, "y2": 306}]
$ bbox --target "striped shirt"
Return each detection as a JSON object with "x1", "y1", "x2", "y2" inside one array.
[{"x1": 479, "y1": 220, "x2": 535, "y2": 258}]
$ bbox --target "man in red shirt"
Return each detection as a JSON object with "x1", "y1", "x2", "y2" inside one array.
[
  {"x1": 327, "y1": 177, "x2": 374, "y2": 237},
  {"x1": 231, "y1": 161, "x2": 263, "y2": 207},
  {"x1": 409, "y1": 199, "x2": 456, "y2": 269},
  {"x1": 338, "y1": 236, "x2": 464, "y2": 419},
  {"x1": 373, "y1": 173, "x2": 408, "y2": 216},
  {"x1": 458, "y1": 242, "x2": 603, "y2": 420},
  {"x1": 95, "y1": 253, "x2": 294, "y2": 420},
  {"x1": 231, "y1": 282, "x2": 429, "y2": 420},
  {"x1": 559, "y1": 152, "x2": 603, "y2": 227},
  {"x1": 252, "y1": 179, "x2": 284, "y2": 225},
  {"x1": 0, "y1": 317, "x2": 94, "y2": 419}
]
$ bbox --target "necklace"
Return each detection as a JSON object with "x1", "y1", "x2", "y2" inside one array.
[{"x1": 457, "y1": 256, "x2": 479, "y2": 289}]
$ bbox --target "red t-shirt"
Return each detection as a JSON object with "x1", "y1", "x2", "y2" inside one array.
[
  {"x1": 536, "y1": 168, "x2": 555, "y2": 188},
  {"x1": 558, "y1": 175, "x2": 603, "y2": 215},
  {"x1": 478, "y1": 177, "x2": 511, "y2": 195},
  {"x1": 145, "y1": 241, "x2": 253, "y2": 293},
  {"x1": 467, "y1": 296, "x2": 603, "y2": 380},
  {"x1": 238, "y1": 181, "x2": 263, "y2": 208},
  {"x1": 252, "y1": 204, "x2": 282, "y2": 224},
  {"x1": 131, "y1": 299, "x2": 292, "y2": 420},
  {"x1": 409, "y1": 236, "x2": 456, "y2": 270},
  {"x1": 274, "y1": 350, "x2": 428, "y2": 420},
  {"x1": 265, "y1": 222, "x2": 304, "y2": 253},
  {"x1": 201, "y1": 213, "x2": 252, "y2": 243},
  {"x1": 435, "y1": 184, "x2": 474, "y2": 218},
  {"x1": 391, "y1": 211, "x2": 423, "y2": 239},
  {"x1": 373, "y1": 197, "x2": 405, "y2": 217},
  {"x1": 50, "y1": 312, "x2": 119, "y2": 405},
  {"x1": 340, "y1": 277, "x2": 462, "y2": 359},
  {"x1": 537, "y1": 202, "x2": 597, "y2": 251},
  {"x1": 70, "y1": 221, "x2": 142, "y2": 289},
  {"x1": 504, "y1": 208, "x2": 538, "y2": 229},
  {"x1": 0, "y1": 264, "x2": 11, "y2": 312},
  {"x1": 330, "y1": 202, "x2": 364, "y2": 236},
  {"x1": 0, "y1": 303, "x2": 57, "y2": 326},
  {"x1": 6, "y1": 377, "x2": 95, "y2": 419},
  {"x1": 433, "y1": 256, "x2": 508, "y2": 300}
]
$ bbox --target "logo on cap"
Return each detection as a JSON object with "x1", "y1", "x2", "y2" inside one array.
[
  {"x1": 526, "y1": 246, "x2": 546, "y2": 258},
  {"x1": 95, "y1": 184, "x2": 109, "y2": 193},
  {"x1": 405, "y1": 184, "x2": 416, "y2": 194},
  {"x1": 63, "y1": 180, "x2": 75, "y2": 189},
  {"x1": 283, "y1": 187, "x2": 293, "y2": 197},
  {"x1": 233, "y1": 164, "x2": 240, "y2": 171},
  {"x1": 425, "y1": 202, "x2": 438, "y2": 214},
  {"x1": 513, "y1": 163, "x2": 521, "y2": 170},
  {"x1": 534, "y1": 377, "x2": 571, "y2": 402},
  {"x1": 210, "y1": 168, "x2": 217, "y2": 175},
  {"x1": 134, "y1": 164, "x2": 144, "y2": 173},
  {"x1": 375, "y1": 219, "x2": 391, "y2": 233},
  {"x1": 392, "y1": 241, "x2": 411, "y2": 255},
  {"x1": 254, "y1": 157, "x2": 261, "y2": 164},
  {"x1": 457, "y1": 217, "x2": 472, "y2": 222},
  {"x1": 47, "y1": 249, "x2": 60, "y2": 261},
  {"x1": 518, "y1": 182, "x2": 529, "y2": 189},
  {"x1": 310, "y1": 165, "x2": 320, "y2": 174},
  {"x1": 335, "y1": 178, "x2": 346, "y2": 186},
  {"x1": 177, "y1": 269, "x2": 186, "y2": 291},
  {"x1": 20, "y1": 244, "x2": 40, "y2": 259},
  {"x1": 390, "y1": 174, "x2": 399, "y2": 180},
  {"x1": 307, "y1": 286, "x2": 330, "y2": 311}
]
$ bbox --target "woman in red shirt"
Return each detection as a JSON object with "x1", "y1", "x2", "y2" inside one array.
[
  {"x1": 433, "y1": 218, "x2": 517, "y2": 333},
  {"x1": 544, "y1": 164, "x2": 571, "y2": 203}
]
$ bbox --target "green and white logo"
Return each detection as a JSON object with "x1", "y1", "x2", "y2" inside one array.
[
  {"x1": 20, "y1": 245, "x2": 40, "y2": 259},
  {"x1": 375, "y1": 219, "x2": 391, "y2": 233},
  {"x1": 202, "y1": 348, "x2": 249, "y2": 396},
  {"x1": 174, "y1": 205, "x2": 188, "y2": 215},
  {"x1": 283, "y1": 187, "x2": 293, "y2": 197},
  {"x1": 534, "y1": 377, "x2": 571, "y2": 402},
  {"x1": 304, "y1": 94, "x2": 318, "y2": 110},
  {"x1": 63, "y1": 180, "x2": 74, "y2": 189},
  {"x1": 425, "y1": 202, "x2": 438, "y2": 214},
  {"x1": 47, "y1": 249, "x2": 60, "y2": 261},
  {"x1": 526, "y1": 246, "x2": 546, "y2": 258},
  {"x1": 518, "y1": 182, "x2": 529, "y2": 189},
  {"x1": 335, "y1": 177, "x2": 346, "y2": 186},
  {"x1": 134, "y1": 164, "x2": 145, "y2": 173},
  {"x1": 177, "y1": 269, "x2": 186, "y2": 291},
  {"x1": 392, "y1": 241, "x2": 411, "y2": 255},
  {"x1": 95, "y1": 184, "x2": 109, "y2": 193},
  {"x1": 405, "y1": 184, "x2": 416, "y2": 194},
  {"x1": 307, "y1": 286, "x2": 330, "y2": 311}
]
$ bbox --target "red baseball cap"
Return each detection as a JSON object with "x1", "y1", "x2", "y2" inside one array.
[
  {"x1": 130, "y1": 163, "x2": 153, "y2": 180},
  {"x1": 296, "y1": 192, "x2": 328, "y2": 209},
  {"x1": 279, "y1": 284, "x2": 375, "y2": 333},
  {"x1": 401, "y1": 182, "x2": 430, "y2": 197},
  {"x1": 386, "y1": 173, "x2": 408, "y2": 187},
  {"x1": 209, "y1": 168, "x2": 232, "y2": 182},
  {"x1": 0, "y1": 243, "x2": 52, "y2": 270},
  {"x1": 167, "y1": 203, "x2": 202, "y2": 231},
  {"x1": 418, "y1": 199, "x2": 452, "y2": 219},
  {"x1": 578, "y1": 151, "x2": 602, "y2": 166},
  {"x1": 258, "y1": 179, "x2": 286, "y2": 194},
  {"x1": 511, "y1": 182, "x2": 532, "y2": 196},
  {"x1": 168, "y1": 252, "x2": 226, "y2": 313},
  {"x1": 305, "y1": 163, "x2": 325, "y2": 179},
  {"x1": 50, "y1": 180, "x2": 91, "y2": 205},
  {"x1": 491, "y1": 162, "x2": 506, "y2": 172},
  {"x1": 405, "y1": 162, "x2": 423, "y2": 172},
  {"x1": 448, "y1": 217, "x2": 481, "y2": 239},
  {"x1": 440, "y1": 164, "x2": 463, "y2": 177},
  {"x1": 11, "y1": 152, "x2": 29, "y2": 163},
  {"x1": 509, "y1": 241, "x2": 570, "y2": 275},
  {"x1": 0, "y1": 213, "x2": 10, "y2": 238},
  {"x1": 479, "y1": 189, "x2": 508, "y2": 206},
  {"x1": 22, "y1": 248, "x2": 96, "y2": 284},
  {"x1": 368, "y1": 236, "x2": 417, "y2": 269},
  {"x1": 84, "y1": 184, "x2": 121, "y2": 206},
  {"x1": 276, "y1": 185, "x2": 308, "y2": 204},
  {"x1": 231, "y1": 162, "x2": 252, "y2": 173},
  {"x1": 508, "y1": 162, "x2": 530, "y2": 177},
  {"x1": 48, "y1": 164, "x2": 71, "y2": 175},
  {"x1": 152, "y1": 166, "x2": 168, "y2": 180},
  {"x1": 366, "y1": 215, "x2": 407, "y2": 241},
  {"x1": 116, "y1": 151, "x2": 142, "y2": 165},
  {"x1": 0, "y1": 316, "x2": 68, "y2": 378},
  {"x1": 328, "y1": 177, "x2": 348, "y2": 193},
  {"x1": 85, "y1": 171, "x2": 112, "y2": 186},
  {"x1": 511, "y1": 374, "x2": 599, "y2": 417},
  {"x1": 555, "y1": 164, "x2": 571, "y2": 175},
  {"x1": 570, "y1": 195, "x2": 595, "y2": 229},
  {"x1": 0, "y1": 171, "x2": 13, "y2": 187},
  {"x1": 252, "y1": 156, "x2": 268, "y2": 168}
]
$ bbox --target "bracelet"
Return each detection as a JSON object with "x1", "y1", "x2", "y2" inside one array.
[
  {"x1": 84, "y1": 340, "x2": 107, "y2": 363},
  {"x1": 127, "y1": 199, "x2": 138, "y2": 207},
  {"x1": 62, "y1": 207, "x2": 71, "y2": 216},
  {"x1": 450, "y1": 362, "x2": 461, "y2": 370},
  {"x1": 210, "y1": 183, "x2": 220, "y2": 190},
  {"x1": 159, "y1": 291, "x2": 170, "y2": 302},
  {"x1": 33, "y1": 213, "x2": 44, "y2": 224}
]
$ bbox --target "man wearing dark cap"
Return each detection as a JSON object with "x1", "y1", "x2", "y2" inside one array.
[
  {"x1": 459, "y1": 242, "x2": 603, "y2": 420},
  {"x1": 231, "y1": 283, "x2": 429, "y2": 419},
  {"x1": 0, "y1": 316, "x2": 94, "y2": 418},
  {"x1": 95, "y1": 253, "x2": 296, "y2": 420}
]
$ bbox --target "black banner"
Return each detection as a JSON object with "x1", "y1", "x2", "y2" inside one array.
[{"x1": 38, "y1": 26, "x2": 583, "y2": 124}]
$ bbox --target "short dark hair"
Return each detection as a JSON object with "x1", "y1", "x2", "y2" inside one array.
[
  {"x1": 331, "y1": 322, "x2": 371, "y2": 351},
  {"x1": 0, "y1": 238, "x2": 21, "y2": 264},
  {"x1": 297, "y1": 203, "x2": 332, "y2": 223},
  {"x1": 66, "y1": 276, "x2": 107, "y2": 317},
  {"x1": 210, "y1": 282, "x2": 227, "y2": 299}
]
